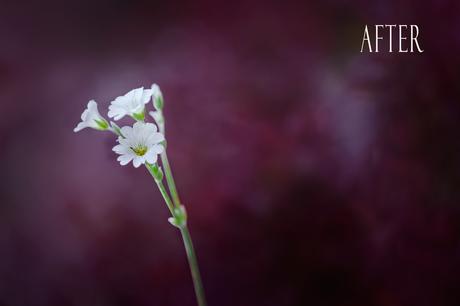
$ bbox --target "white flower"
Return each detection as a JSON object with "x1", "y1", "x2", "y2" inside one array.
[
  {"x1": 112, "y1": 121, "x2": 165, "y2": 168},
  {"x1": 108, "y1": 87, "x2": 152, "y2": 120},
  {"x1": 74, "y1": 100, "x2": 108, "y2": 132},
  {"x1": 151, "y1": 83, "x2": 164, "y2": 110}
]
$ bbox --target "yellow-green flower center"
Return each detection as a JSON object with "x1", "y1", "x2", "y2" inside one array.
[{"x1": 131, "y1": 145, "x2": 148, "y2": 156}]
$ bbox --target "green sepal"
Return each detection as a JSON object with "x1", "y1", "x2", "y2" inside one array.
[
  {"x1": 94, "y1": 118, "x2": 109, "y2": 130},
  {"x1": 132, "y1": 110, "x2": 145, "y2": 121},
  {"x1": 146, "y1": 162, "x2": 163, "y2": 182},
  {"x1": 154, "y1": 96, "x2": 164, "y2": 111},
  {"x1": 168, "y1": 205, "x2": 187, "y2": 228}
]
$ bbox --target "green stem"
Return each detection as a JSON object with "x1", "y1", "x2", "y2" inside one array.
[
  {"x1": 161, "y1": 151, "x2": 181, "y2": 208},
  {"x1": 153, "y1": 111, "x2": 180, "y2": 207},
  {"x1": 146, "y1": 162, "x2": 208, "y2": 306},
  {"x1": 146, "y1": 165, "x2": 175, "y2": 215},
  {"x1": 180, "y1": 225, "x2": 207, "y2": 306}
]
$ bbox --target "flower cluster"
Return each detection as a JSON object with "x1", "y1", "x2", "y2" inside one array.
[
  {"x1": 74, "y1": 83, "x2": 208, "y2": 306},
  {"x1": 74, "y1": 84, "x2": 165, "y2": 168}
]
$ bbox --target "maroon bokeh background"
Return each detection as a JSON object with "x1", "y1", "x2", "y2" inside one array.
[{"x1": 1, "y1": 1, "x2": 460, "y2": 305}]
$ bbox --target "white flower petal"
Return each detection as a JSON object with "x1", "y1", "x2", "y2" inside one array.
[
  {"x1": 146, "y1": 133, "x2": 164, "y2": 145},
  {"x1": 132, "y1": 121, "x2": 144, "y2": 132},
  {"x1": 112, "y1": 144, "x2": 131, "y2": 154},
  {"x1": 142, "y1": 89, "x2": 153, "y2": 104},
  {"x1": 151, "y1": 84, "x2": 161, "y2": 98},
  {"x1": 80, "y1": 108, "x2": 89, "y2": 121},
  {"x1": 150, "y1": 144, "x2": 164, "y2": 155},
  {"x1": 145, "y1": 149, "x2": 158, "y2": 164},
  {"x1": 132, "y1": 156, "x2": 144, "y2": 168},
  {"x1": 133, "y1": 87, "x2": 144, "y2": 102},
  {"x1": 107, "y1": 108, "x2": 117, "y2": 118},
  {"x1": 112, "y1": 144, "x2": 123, "y2": 152},
  {"x1": 87, "y1": 100, "x2": 98, "y2": 111},
  {"x1": 120, "y1": 126, "x2": 133, "y2": 138},
  {"x1": 74, "y1": 122, "x2": 86, "y2": 132},
  {"x1": 149, "y1": 111, "x2": 162, "y2": 124},
  {"x1": 108, "y1": 105, "x2": 127, "y2": 120},
  {"x1": 144, "y1": 122, "x2": 158, "y2": 133},
  {"x1": 118, "y1": 154, "x2": 134, "y2": 166},
  {"x1": 125, "y1": 88, "x2": 137, "y2": 100},
  {"x1": 118, "y1": 137, "x2": 131, "y2": 147}
]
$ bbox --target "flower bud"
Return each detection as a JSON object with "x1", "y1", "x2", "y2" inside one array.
[
  {"x1": 149, "y1": 110, "x2": 165, "y2": 134},
  {"x1": 168, "y1": 205, "x2": 187, "y2": 228},
  {"x1": 151, "y1": 84, "x2": 164, "y2": 111},
  {"x1": 149, "y1": 111, "x2": 163, "y2": 125}
]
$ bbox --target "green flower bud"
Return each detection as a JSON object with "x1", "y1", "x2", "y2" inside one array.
[
  {"x1": 151, "y1": 84, "x2": 164, "y2": 111},
  {"x1": 168, "y1": 205, "x2": 187, "y2": 228}
]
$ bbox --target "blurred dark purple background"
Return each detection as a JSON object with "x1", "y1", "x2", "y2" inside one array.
[{"x1": 1, "y1": 0, "x2": 460, "y2": 305}]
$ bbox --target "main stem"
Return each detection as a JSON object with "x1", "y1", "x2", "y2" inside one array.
[
  {"x1": 180, "y1": 225, "x2": 207, "y2": 306},
  {"x1": 164, "y1": 152, "x2": 207, "y2": 306},
  {"x1": 148, "y1": 151, "x2": 207, "y2": 306}
]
